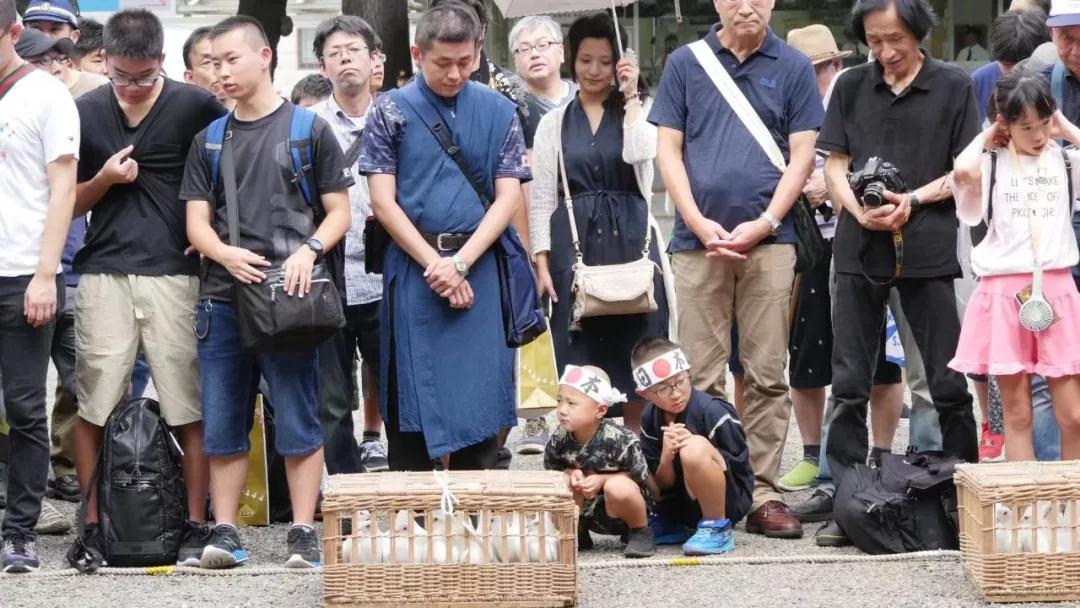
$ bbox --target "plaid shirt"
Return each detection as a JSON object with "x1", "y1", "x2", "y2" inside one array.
[{"x1": 311, "y1": 94, "x2": 382, "y2": 305}]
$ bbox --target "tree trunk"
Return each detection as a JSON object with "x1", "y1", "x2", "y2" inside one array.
[
  {"x1": 238, "y1": 0, "x2": 287, "y2": 79},
  {"x1": 342, "y1": 0, "x2": 411, "y2": 91}
]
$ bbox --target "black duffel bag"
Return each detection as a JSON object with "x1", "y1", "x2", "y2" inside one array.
[
  {"x1": 233, "y1": 264, "x2": 345, "y2": 352},
  {"x1": 834, "y1": 450, "x2": 962, "y2": 555}
]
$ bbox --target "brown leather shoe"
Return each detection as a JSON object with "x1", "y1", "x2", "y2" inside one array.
[{"x1": 745, "y1": 501, "x2": 804, "y2": 539}]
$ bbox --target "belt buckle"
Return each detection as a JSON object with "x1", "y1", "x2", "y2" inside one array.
[{"x1": 436, "y1": 233, "x2": 453, "y2": 252}]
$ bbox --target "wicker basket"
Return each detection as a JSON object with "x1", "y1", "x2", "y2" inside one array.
[
  {"x1": 322, "y1": 470, "x2": 578, "y2": 607},
  {"x1": 956, "y1": 461, "x2": 1080, "y2": 603}
]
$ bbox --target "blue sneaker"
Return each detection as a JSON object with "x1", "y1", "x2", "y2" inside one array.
[
  {"x1": 200, "y1": 524, "x2": 249, "y2": 569},
  {"x1": 285, "y1": 524, "x2": 321, "y2": 568},
  {"x1": 2, "y1": 532, "x2": 40, "y2": 573},
  {"x1": 649, "y1": 511, "x2": 691, "y2": 545},
  {"x1": 681, "y1": 518, "x2": 735, "y2": 556}
]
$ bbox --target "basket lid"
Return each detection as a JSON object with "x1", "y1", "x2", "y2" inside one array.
[{"x1": 955, "y1": 461, "x2": 1080, "y2": 492}]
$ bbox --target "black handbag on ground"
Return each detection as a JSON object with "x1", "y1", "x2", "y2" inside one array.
[{"x1": 220, "y1": 122, "x2": 345, "y2": 352}]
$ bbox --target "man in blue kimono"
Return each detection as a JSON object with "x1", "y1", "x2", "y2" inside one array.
[{"x1": 359, "y1": 3, "x2": 531, "y2": 471}]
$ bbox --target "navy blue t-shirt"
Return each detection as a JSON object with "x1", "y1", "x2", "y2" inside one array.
[
  {"x1": 640, "y1": 388, "x2": 754, "y2": 524},
  {"x1": 971, "y1": 61, "x2": 1001, "y2": 126},
  {"x1": 648, "y1": 24, "x2": 823, "y2": 252}
]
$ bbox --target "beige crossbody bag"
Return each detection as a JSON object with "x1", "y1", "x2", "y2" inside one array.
[{"x1": 555, "y1": 107, "x2": 659, "y2": 330}]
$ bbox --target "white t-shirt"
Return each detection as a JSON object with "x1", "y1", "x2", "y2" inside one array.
[
  {"x1": 0, "y1": 69, "x2": 80, "y2": 277},
  {"x1": 954, "y1": 146, "x2": 1080, "y2": 277}
]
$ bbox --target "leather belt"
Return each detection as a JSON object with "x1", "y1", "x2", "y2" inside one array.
[{"x1": 422, "y1": 231, "x2": 472, "y2": 252}]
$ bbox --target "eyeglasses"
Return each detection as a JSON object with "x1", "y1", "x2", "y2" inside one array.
[
  {"x1": 513, "y1": 39, "x2": 560, "y2": 55},
  {"x1": 324, "y1": 45, "x2": 371, "y2": 63},
  {"x1": 650, "y1": 372, "x2": 691, "y2": 399},
  {"x1": 374, "y1": 51, "x2": 387, "y2": 63},
  {"x1": 31, "y1": 55, "x2": 68, "y2": 68},
  {"x1": 109, "y1": 72, "x2": 160, "y2": 87}
]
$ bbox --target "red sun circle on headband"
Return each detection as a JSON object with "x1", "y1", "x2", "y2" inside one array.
[
  {"x1": 652, "y1": 359, "x2": 672, "y2": 379},
  {"x1": 565, "y1": 367, "x2": 583, "y2": 383}
]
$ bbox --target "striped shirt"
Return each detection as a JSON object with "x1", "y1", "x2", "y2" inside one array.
[{"x1": 311, "y1": 94, "x2": 382, "y2": 305}]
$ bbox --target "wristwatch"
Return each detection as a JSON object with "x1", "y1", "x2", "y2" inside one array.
[
  {"x1": 907, "y1": 192, "x2": 922, "y2": 212},
  {"x1": 304, "y1": 237, "x2": 324, "y2": 260},
  {"x1": 452, "y1": 254, "x2": 469, "y2": 278},
  {"x1": 759, "y1": 211, "x2": 782, "y2": 236}
]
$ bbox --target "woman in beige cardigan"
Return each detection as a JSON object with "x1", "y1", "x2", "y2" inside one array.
[{"x1": 529, "y1": 13, "x2": 675, "y2": 433}]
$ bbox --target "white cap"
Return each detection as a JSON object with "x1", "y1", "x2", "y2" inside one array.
[{"x1": 1048, "y1": 0, "x2": 1080, "y2": 27}]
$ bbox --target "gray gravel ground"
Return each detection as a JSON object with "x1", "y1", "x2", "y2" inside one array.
[{"x1": 0, "y1": 374, "x2": 1066, "y2": 608}]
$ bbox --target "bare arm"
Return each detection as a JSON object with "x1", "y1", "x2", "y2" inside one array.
[
  {"x1": 185, "y1": 199, "x2": 271, "y2": 284},
  {"x1": 767, "y1": 130, "x2": 818, "y2": 221},
  {"x1": 457, "y1": 177, "x2": 521, "y2": 267},
  {"x1": 657, "y1": 126, "x2": 732, "y2": 253},
  {"x1": 25, "y1": 155, "x2": 77, "y2": 327}
]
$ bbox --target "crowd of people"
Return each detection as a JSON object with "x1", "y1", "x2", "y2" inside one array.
[{"x1": 2, "y1": 0, "x2": 1080, "y2": 577}]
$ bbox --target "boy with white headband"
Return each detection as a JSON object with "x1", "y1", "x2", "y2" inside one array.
[
  {"x1": 543, "y1": 364, "x2": 656, "y2": 558},
  {"x1": 633, "y1": 337, "x2": 754, "y2": 555}
]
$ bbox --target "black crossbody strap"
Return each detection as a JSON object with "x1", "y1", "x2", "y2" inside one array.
[
  {"x1": 220, "y1": 119, "x2": 240, "y2": 247},
  {"x1": 0, "y1": 63, "x2": 34, "y2": 103},
  {"x1": 397, "y1": 90, "x2": 493, "y2": 211},
  {"x1": 1063, "y1": 147, "x2": 1074, "y2": 207},
  {"x1": 987, "y1": 150, "x2": 998, "y2": 225},
  {"x1": 344, "y1": 129, "x2": 365, "y2": 169}
]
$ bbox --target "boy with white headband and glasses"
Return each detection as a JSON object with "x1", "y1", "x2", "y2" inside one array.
[
  {"x1": 633, "y1": 337, "x2": 754, "y2": 556},
  {"x1": 544, "y1": 365, "x2": 656, "y2": 558}
]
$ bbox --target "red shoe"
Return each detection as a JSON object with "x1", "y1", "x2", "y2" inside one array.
[{"x1": 979, "y1": 423, "x2": 1005, "y2": 462}]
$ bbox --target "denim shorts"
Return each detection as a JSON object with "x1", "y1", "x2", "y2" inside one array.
[{"x1": 195, "y1": 299, "x2": 323, "y2": 457}]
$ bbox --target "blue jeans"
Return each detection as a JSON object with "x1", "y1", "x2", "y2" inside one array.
[
  {"x1": 1031, "y1": 375, "x2": 1061, "y2": 461},
  {"x1": 195, "y1": 300, "x2": 322, "y2": 457},
  {"x1": 130, "y1": 350, "x2": 150, "y2": 399}
]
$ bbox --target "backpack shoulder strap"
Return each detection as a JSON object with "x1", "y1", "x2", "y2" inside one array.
[
  {"x1": 1063, "y1": 147, "x2": 1074, "y2": 208},
  {"x1": 987, "y1": 150, "x2": 998, "y2": 224},
  {"x1": 288, "y1": 105, "x2": 319, "y2": 209},
  {"x1": 203, "y1": 115, "x2": 230, "y2": 194},
  {"x1": 1053, "y1": 63, "x2": 1067, "y2": 109}
]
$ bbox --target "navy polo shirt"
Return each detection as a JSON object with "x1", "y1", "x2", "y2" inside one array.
[
  {"x1": 1042, "y1": 64, "x2": 1080, "y2": 124},
  {"x1": 971, "y1": 61, "x2": 1001, "y2": 126},
  {"x1": 648, "y1": 24, "x2": 823, "y2": 252}
]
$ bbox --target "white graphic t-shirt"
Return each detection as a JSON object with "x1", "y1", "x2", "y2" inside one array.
[{"x1": 954, "y1": 146, "x2": 1080, "y2": 277}]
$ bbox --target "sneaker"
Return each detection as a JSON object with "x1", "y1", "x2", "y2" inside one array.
[
  {"x1": 0, "y1": 462, "x2": 7, "y2": 509},
  {"x1": 623, "y1": 526, "x2": 656, "y2": 559},
  {"x1": 789, "y1": 490, "x2": 834, "y2": 523},
  {"x1": 177, "y1": 520, "x2": 212, "y2": 567},
  {"x1": 515, "y1": 417, "x2": 550, "y2": 456},
  {"x1": 34, "y1": 500, "x2": 72, "y2": 535},
  {"x1": 46, "y1": 474, "x2": 81, "y2": 503},
  {"x1": 815, "y1": 521, "x2": 851, "y2": 548},
  {"x1": 494, "y1": 446, "x2": 513, "y2": 470},
  {"x1": 2, "y1": 532, "x2": 40, "y2": 573},
  {"x1": 649, "y1": 511, "x2": 691, "y2": 545},
  {"x1": 285, "y1": 524, "x2": 321, "y2": 568},
  {"x1": 359, "y1": 440, "x2": 389, "y2": 473},
  {"x1": 777, "y1": 459, "x2": 820, "y2": 492},
  {"x1": 66, "y1": 523, "x2": 107, "y2": 573},
  {"x1": 681, "y1": 518, "x2": 735, "y2": 556},
  {"x1": 578, "y1": 524, "x2": 594, "y2": 551},
  {"x1": 979, "y1": 423, "x2": 1005, "y2": 462},
  {"x1": 200, "y1": 524, "x2": 248, "y2": 569}
]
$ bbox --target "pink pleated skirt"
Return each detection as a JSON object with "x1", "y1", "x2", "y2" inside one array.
[{"x1": 950, "y1": 269, "x2": 1080, "y2": 378}]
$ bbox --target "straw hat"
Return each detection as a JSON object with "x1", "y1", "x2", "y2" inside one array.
[{"x1": 787, "y1": 24, "x2": 852, "y2": 66}]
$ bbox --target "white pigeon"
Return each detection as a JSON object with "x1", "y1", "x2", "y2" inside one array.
[{"x1": 994, "y1": 503, "x2": 1013, "y2": 554}]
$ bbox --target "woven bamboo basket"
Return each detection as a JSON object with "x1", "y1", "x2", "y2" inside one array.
[
  {"x1": 322, "y1": 470, "x2": 578, "y2": 607},
  {"x1": 955, "y1": 461, "x2": 1080, "y2": 603}
]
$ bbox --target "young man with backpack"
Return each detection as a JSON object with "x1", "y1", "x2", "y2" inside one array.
[
  {"x1": 70, "y1": 9, "x2": 227, "y2": 567},
  {"x1": 0, "y1": 0, "x2": 80, "y2": 572},
  {"x1": 181, "y1": 16, "x2": 352, "y2": 569}
]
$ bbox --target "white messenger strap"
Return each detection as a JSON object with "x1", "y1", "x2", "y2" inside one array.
[{"x1": 688, "y1": 39, "x2": 786, "y2": 173}]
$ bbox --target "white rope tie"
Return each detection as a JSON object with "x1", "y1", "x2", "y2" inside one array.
[{"x1": 433, "y1": 469, "x2": 459, "y2": 516}]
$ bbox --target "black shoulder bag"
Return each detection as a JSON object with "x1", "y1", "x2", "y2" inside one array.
[{"x1": 220, "y1": 121, "x2": 345, "y2": 352}]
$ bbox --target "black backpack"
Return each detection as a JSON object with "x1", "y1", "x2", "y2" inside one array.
[
  {"x1": 90, "y1": 398, "x2": 188, "y2": 567},
  {"x1": 834, "y1": 450, "x2": 963, "y2": 554}
]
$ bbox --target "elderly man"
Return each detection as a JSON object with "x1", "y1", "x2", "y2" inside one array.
[
  {"x1": 510, "y1": 15, "x2": 577, "y2": 141},
  {"x1": 817, "y1": 0, "x2": 979, "y2": 544},
  {"x1": 649, "y1": 0, "x2": 824, "y2": 539}
]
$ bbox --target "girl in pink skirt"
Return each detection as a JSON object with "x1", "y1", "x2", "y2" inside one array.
[{"x1": 951, "y1": 70, "x2": 1080, "y2": 461}]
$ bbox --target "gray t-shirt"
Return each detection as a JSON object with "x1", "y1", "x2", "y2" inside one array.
[{"x1": 179, "y1": 101, "x2": 354, "y2": 301}]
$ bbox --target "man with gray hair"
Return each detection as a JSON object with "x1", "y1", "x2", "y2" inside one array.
[{"x1": 510, "y1": 15, "x2": 576, "y2": 141}]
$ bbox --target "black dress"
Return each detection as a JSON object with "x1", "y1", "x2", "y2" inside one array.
[{"x1": 548, "y1": 96, "x2": 670, "y2": 410}]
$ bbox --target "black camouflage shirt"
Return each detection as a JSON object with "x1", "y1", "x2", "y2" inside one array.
[{"x1": 543, "y1": 420, "x2": 649, "y2": 487}]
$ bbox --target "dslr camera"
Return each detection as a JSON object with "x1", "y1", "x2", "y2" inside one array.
[{"x1": 849, "y1": 157, "x2": 906, "y2": 208}]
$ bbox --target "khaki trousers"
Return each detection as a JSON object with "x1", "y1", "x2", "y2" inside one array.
[{"x1": 673, "y1": 244, "x2": 795, "y2": 509}]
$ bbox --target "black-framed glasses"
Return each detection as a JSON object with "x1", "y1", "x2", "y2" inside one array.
[
  {"x1": 109, "y1": 72, "x2": 160, "y2": 87},
  {"x1": 324, "y1": 44, "x2": 371, "y2": 63},
  {"x1": 649, "y1": 372, "x2": 691, "y2": 399},
  {"x1": 513, "y1": 39, "x2": 559, "y2": 56},
  {"x1": 30, "y1": 54, "x2": 68, "y2": 68}
]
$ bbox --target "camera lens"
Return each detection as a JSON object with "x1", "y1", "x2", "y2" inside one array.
[{"x1": 863, "y1": 181, "x2": 885, "y2": 208}]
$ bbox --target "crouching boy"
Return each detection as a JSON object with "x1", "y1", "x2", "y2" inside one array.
[
  {"x1": 544, "y1": 365, "x2": 656, "y2": 558},
  {"x1": 633, "y1": 338, "x2": 754, "y2": 555}
]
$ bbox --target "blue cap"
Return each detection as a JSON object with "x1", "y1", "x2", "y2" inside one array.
[{"x1": 23, "y1": 1, "x2": 80, "y2": 29}]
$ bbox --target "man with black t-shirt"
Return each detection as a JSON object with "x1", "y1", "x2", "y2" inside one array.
[
  {"x1": 181, "y1": 16, "x2": 352, "y2": 569},
  {"x1": 69, "y1": 9, "x2": 227, "y2": 567},
  {"x1": 819, "y1": 0, "x2": 979, "y2": 541}
]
